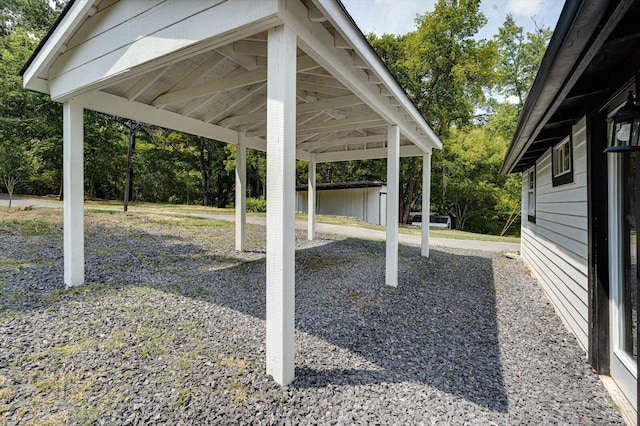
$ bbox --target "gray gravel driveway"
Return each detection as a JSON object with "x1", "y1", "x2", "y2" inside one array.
[{"x1": 0, "y1": 210, "x2": 622, "y2": 424}]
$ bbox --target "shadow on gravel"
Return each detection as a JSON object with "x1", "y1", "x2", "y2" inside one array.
[{"x1": 1, "y1": 224, "x2": 508, "y2": 413}]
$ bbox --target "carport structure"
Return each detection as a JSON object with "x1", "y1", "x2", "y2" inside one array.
[{"x1": 22, "y1": 0, "x2": 442, "y2": 385}]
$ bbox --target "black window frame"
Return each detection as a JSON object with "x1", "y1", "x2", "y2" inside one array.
[{"x1": 527, "y1": 165, "x2": 536, "y2": 223}]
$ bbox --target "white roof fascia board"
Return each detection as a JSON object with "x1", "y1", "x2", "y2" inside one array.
[
  {"x1": 23, "y1": 0, "x2": 100, "y2": 93},
  {"x1": 316, "y1": 145, "x2": 424, "y2": 163},
  {"x1": 312, "y1": 0, "x2": 442, "y2": 151}
]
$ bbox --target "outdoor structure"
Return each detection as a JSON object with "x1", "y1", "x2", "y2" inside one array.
[
  {"x1": 21, "y1": 0, "x2": 442, "y2": 386},
  {"x1": 501, "y1": 0, "x2": 640, "y2": 422},
  {"x1": 296, "y1": 181, "x2": 387, "y2": 225}
]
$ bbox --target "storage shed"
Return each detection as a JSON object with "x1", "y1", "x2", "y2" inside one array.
[
  {"x1": 296, "y1": 181, "x2": 387, "y2": 225},
  {"x1": 22, "y1": 0, "x2": 442, "y2": 386}
]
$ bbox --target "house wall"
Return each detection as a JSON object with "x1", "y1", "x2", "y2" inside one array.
[
  {"x1": 521, "y1": 116, "x2": 589, "y2": 352},
  {"x1": 296, "y1": 186, "x2": 386, "y2": 225}
]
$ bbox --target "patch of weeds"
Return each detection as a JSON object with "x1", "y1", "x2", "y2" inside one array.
[
  {"x1": 238, "y1": 262, "x2": 251, "y2": 275},
  {"x1": 33, "y1": 376, "x2": 56, "y2": 392},
  {"x1": 173, "y1": 388, "x2": 193, "y2": 410},
  {"x1": 74, "y1": 405, "x2": 103, "y2": 426},
  {"x1": 11, "y1": 352, "x2": 46, "y2": 367},
  {"x1": 347, "y1": 290, "x2": 383, "y2": 325},
  {"x1": 171, "y1": 353, "x2": 194, "y2": 372},
  {"x1": 233, "y1": 388, "x2": 247, "y2": 404},
  {"x1": 51, "y1": 338, "x2": 96, "y2": 357},
  {"x1": 218, "y1": 356, "x2": 247, "y2": 372},
  {"x1": 69, "y1": 378, "x2": 96, "y2": 404},
  {"x1": 0, "y1": 404, "x2": 11, "y2": 414},
  {"x1": 132, "y1": 327, "x2": 174, "y2": 360},
  {"x1": 24, "y1": 411, "x2": 69, "y2": 426},
  {"x1": 73, "y1": 387, "x2": 117, "y2": 424},
  {"x1": 43, "y1": 283, "x2": 108, "y2": 304},
  {"x1": 0, "y1": 218, "x2": 55, "y2": 236},
  {"x1": 364, "y1": 248, "x2": 382, "y2": 258},
  {"x1": 184, "y1": 285, "x2": 210, "y2": 298},
  {"x1": 0, "y1": 310, "x2": 16, "y2": 322},
  {"x1": 268, "y1": 391, "x2": 289, "y2": 404},
  {"x1": 106, "y1": 329, "x2": 129, "y2": 351},
  {"x1": 301, "y1": 255, "x2": 349, "y2": 271},
  {"x1": 0, "y1": 384, "x2": 12, "y2": 400}
]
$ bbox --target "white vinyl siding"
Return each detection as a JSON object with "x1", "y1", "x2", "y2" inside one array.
[
  {"x1": 521, "y1": 117, "x2": 589, "y2": 352},
  {"x1": 296, "y1": 186, "x2": 386, "y2": 225}
]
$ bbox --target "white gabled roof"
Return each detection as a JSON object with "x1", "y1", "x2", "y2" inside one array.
[{"x1": 23, "y1": 0, "x2": 442, "y2": 161}]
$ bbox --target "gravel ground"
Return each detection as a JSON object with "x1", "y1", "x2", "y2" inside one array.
[{"x1": 0, "y1": 210, "x2": 624, "y2": 425}]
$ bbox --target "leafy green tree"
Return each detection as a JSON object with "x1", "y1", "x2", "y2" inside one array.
[{"x1": 493, "y1": 15, "x2": 552, "y2": 108}]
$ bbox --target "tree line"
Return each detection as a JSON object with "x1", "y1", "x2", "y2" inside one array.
[{"x1": 0, "y1": 0, "x2": 551, "y2": 235}]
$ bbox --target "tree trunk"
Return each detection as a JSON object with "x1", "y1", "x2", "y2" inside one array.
[
  {"x1": 3, "y1": 176, "x2": 18, "y2": 209},
  {"x1": 124, "y1": 121, "x2": 143, "y2": 212},
  {"x1": 59, "y1": 172, "x2": 63, "y2": 201},
  {"x1": 400, "y1": 157, "x2": 419, "y2": 224}
]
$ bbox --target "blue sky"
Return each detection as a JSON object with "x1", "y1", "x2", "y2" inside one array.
[{"x1": 340, "y1": 0, "x2": 565, "y2": 39}]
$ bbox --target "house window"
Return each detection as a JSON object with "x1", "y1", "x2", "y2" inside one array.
[
  {"x1": 528, "y1": 167, "x2": 536, "y2": 223},
  {"x1": 552, "y1": 135, "x2": 573, "y2": 186}
]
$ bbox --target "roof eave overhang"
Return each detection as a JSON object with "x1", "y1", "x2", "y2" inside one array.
[{"x1": 500, "y1": 0, "x2": 625, "y2": 175}]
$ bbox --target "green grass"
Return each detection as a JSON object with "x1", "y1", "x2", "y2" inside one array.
[
  {"x1": 7, "y1": 195, "x2": 519, "y2": 243},
  {"x1": 295, "y1": 212, "x2": 520, "y2": 243}
]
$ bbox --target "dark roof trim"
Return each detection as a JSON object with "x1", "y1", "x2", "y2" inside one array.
[
  {"x1": 296, "y1": 181, "x2": 385, "y2": 191},
  {"x1": 20, "y1": 0, "x2": 77, "y2": 76},
  {"x1": 501, "y1": 0, "x2": 626, "y2": 174}
]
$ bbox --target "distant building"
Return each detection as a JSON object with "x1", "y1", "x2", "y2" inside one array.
[{"x1": 296, "y1": 181, "x2": 387, "y2": 226}]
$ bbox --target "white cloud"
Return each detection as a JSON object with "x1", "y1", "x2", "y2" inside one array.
[
  {"x1": 506, "y1": 0, "x2": 547, "y2": 18},
  {"x1": 505, "y1": 95, "x2": 521, "y2": 105}
]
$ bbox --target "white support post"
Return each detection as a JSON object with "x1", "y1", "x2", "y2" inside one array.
[
  {"x1": 63, "y1": 101, "x2": 84, "y2": 287},
  {"x1": 386, "y1": 125, "x2": 400, "y2": 287},
  {"x1": 235, "y1": 134, "x2": 247, "y2": 251},
  {"x1": 308, "y1": 154, "x2": 316, "y2": 240},
  {"x1": 421, "y1": 151, "x2": 431, "y2": 257},
  {"x1": 265, "y1": 25, "x2": 297, "y2": 386}
]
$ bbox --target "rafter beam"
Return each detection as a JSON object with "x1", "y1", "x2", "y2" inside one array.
[
  {"x1": 219, "y1": 94, "x2": 362, "y2": 126},
  {"x1": 217, "y1": 44, "x2": 259, "y2": 70},
  {"x1": 204, "y1": 83, "x2": 266, "y2": 123},
  {"x1": 315, "y1": 145, "x2": 424, "y2": 163},
  {"x1": 152, "y1": 55, "x2": 319, "y2": 107},
  {"x1": 163, "y1": 52, "x2": 225, "y2": 94},
  {"x1": 297, "y1": 134, "x2": 386, "y2": 149},
  {"x1": 124, "y1": 67, "x2": 168, "y2": 101},
  {"x1": 296, "y1": 115, "x2": 385, "y2": 135},
  {"x1": 232, "y1": 40, "x2": 268, "y2": 57}
]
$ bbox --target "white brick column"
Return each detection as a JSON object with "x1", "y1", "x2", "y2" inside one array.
[
  {"x1": 235, "y1": 133, "x2": 247, "y2": 251},
  {"x1": 386, "y1": 125, "x2": 400, "y2": 287},
  {"x1": 265, "y1": 25, "x2": 297, "y2": 386},
  {"x1": 308, "y1": 154, "x2": 316, "y2": 240},
  {"x1": 63, "y1": 101, "x2": 84, "y2": 287},
  {"x1": 422, "y1": 151, "x2": 431, "y2": 257}
]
